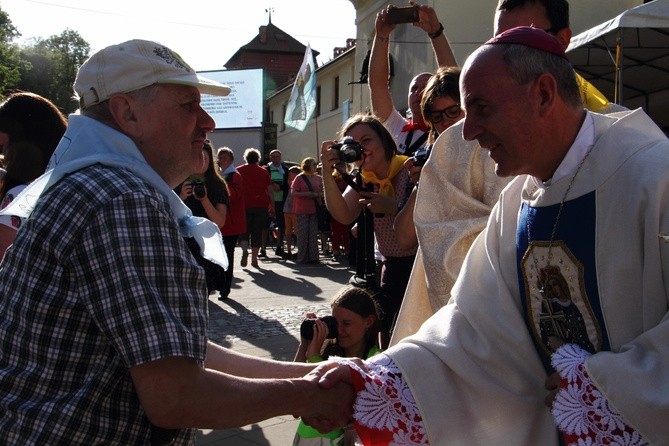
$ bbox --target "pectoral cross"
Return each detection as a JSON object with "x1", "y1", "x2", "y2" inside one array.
[{"x1": 539, "y1": 294, "x2": 568, "y2": 341}]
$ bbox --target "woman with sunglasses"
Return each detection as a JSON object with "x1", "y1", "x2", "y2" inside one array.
[{"x1": 394, "y1": 66, "x2": 463, "y2": 252}]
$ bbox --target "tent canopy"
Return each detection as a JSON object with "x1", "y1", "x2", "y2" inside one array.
[{"x1": 567, "y1": 0, "x2": 669, "y2": 132}]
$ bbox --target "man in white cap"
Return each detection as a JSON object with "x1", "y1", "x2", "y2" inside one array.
[{"x1": 0, "y1": 40, "x2": 352, "y2": 445}]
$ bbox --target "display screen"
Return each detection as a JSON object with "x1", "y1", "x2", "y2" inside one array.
[{"x1": 198, "y1": 68, "x2": 264, "y2": 129}]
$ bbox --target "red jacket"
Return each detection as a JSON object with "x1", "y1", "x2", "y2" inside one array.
[{"x1": 221, "y1": 170, "x2": 247, "y2": 236}]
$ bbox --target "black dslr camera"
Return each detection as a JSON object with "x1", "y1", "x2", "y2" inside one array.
[
  {"x1": 411, "y1": 144, "x2": 432, "y2": 168},
  {"x1": 331, "y1": 136, "x2": 363, "y2": 163},
  {"x1": 300, "y1": 315, "x2": 338, "y2": 340},
  {"x1": 192, "y1": 179, "x2": 206, "y2": 199}
]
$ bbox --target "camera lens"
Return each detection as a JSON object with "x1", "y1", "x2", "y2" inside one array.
[
  {"x1": 300, "y1": 316, "x2": 338, "y2": 340},
  {"x1": 335, "y1": 136, "x2": 363, "y2": 163},
  {"x1": 193, "y1": 183, "x2": 206, "y2": 198}
]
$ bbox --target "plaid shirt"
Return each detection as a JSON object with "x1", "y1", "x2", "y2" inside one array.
[{"x1": 0, "y1": 165, "x2": 208, "y2": 445}]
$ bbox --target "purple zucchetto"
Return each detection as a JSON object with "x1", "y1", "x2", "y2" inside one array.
[{"x1": 485, "y1": 26, "x2": 568, "y2": 60}]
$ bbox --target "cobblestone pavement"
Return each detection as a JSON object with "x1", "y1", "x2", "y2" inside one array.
[
  {"x1": 207, "y1": 303, "x2": 332, "y2": 344},
  {"x1": 205, "y1": 249, "x2": 355, "y2": 346}
]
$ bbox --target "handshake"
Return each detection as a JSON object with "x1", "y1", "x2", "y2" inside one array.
[{"x1": 298, "y1": 359, "x2": 363, "y2": 434}]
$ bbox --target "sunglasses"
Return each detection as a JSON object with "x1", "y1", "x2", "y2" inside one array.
[{"x1": 428, "y1": 104, "x2": 462, "y2": 124}]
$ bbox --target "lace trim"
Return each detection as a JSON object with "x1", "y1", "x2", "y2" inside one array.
[
  {"x1": 340, "y1": 355, "x2": 429, "y2": 446},
  {"x1": 551, "y1": 344, "x2": 649, "y2": 446}
]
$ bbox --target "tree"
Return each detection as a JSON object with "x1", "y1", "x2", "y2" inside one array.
[
  {"x1": 0, "y1": 8, "x2": 26, "y2": 95},
  {"x1": 19, "y1": 29, "x2": 90, "y2": 113}
]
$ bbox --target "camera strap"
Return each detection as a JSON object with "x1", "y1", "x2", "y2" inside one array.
[
  {"x1": 403, "y1": 130, "x2": 429, "y2": 157},
  {"x1": 336, "y1": 167, "x2": 363, "y2": 193},
  {"x1": 299, "y1": 174, "x2": 320, "y2": 207},
  {"x1": 342, "y1": 173, "x2": 376, "y2": 283}
]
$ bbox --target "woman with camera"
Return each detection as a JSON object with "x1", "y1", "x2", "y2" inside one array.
[
  {"x1": 320, "y1": 113, "x2": 417, "y2": 348},
  {"x1": 293, "y1": 284, "x2": 381, "y2": 445},
  {"x1": 176, "y1": 141, "x2": 229, "y2": 294}
]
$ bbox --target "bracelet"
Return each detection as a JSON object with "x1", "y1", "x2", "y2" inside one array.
[
  {"x1": 376, "y1": 35, "x2": 390, "y2": 43},
  {"x1": 428, "y1": 22, "x2": 444, "y2": 39}
]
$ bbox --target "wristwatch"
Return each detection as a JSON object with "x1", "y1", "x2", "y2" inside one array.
[{"x1": 429, "y1": 22, "x2": 444, "y2": 39}]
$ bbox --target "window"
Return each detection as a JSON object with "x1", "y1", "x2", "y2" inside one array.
[
  {"x1": 316, "y1": 85, "x2": 321, "y2": 117},
  {"x1": 332, "y1": 76, "x2": 340, "y2": 111},
  {"x1": 281, "y1": 103, "x2": 286, "y2": 131}
]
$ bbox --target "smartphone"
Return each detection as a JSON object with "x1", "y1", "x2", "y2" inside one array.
[{"x1": 387, "y1": 5, "x2": 419, "y2": 25}]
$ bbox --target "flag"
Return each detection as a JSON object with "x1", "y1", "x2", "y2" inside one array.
[{"x1": 284, "y1": 44, "x2": 317, "y2": 131}]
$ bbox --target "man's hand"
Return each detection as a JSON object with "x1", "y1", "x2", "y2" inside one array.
[
  {"x1": 544, "y1": 372, "x2": 561, "y2": 408},
  {"x1": 545, "y1": 336, "x2": 566, "y2": 408},
  {"x1": 414, "y1": 4, "x2": 442, "y2": 36},
  {"x1": 317, "y1": 358, "x2": 366, "y2": 389},
  {"x1": 300, "y1": 363, "x2": 356, "y2": 433},
  {"x1": 376, "y1": 7, "x2": 397, "y2": 39}
]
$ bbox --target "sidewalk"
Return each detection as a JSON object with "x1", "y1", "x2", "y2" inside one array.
[{"x1": 197, "y1": 246, "x2": 354, "y2": 445}]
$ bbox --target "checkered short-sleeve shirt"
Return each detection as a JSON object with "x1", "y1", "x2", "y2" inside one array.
[{"x1": 0, "y1": 165, "x2": 208, "y2": 445}]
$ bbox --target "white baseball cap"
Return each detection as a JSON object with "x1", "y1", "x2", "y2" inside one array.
[{"x1": 74, "y1": 39, "x2": 231, "y2": 109}]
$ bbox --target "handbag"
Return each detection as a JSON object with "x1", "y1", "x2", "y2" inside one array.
[{"x1": 300, "y1": 174, "x2": 331, "y2": 232}]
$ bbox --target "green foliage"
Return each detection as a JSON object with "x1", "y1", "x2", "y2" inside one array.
[
  {"x1": 20, "y1": 29, "x2": 90, "y2": 113},
  {"x1": 0, "y1": 6, "x2": 90, "y2": 113},
  {"x1": 0, "y1": 9, "x2": 24, "y2": 95}
]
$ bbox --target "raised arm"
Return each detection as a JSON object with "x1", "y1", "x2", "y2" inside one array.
[
  {"x1": 415, "y1": 3, "x2": 457, "y2": 68},
  {"x1": 369, "y1": 9, "x2": 396, "y2": 122}
]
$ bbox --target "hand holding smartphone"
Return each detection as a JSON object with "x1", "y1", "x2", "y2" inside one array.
[{"x1": 386, "y1": 5, "x2": 419, "y2": 25}]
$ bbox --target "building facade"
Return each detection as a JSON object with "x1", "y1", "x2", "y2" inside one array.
[
  {"x1": 269, "y1": 0, "x2": 642, "y2": 164},
  {"x1": 213, "y1": 0, "x2": 643, "y2": 164}
]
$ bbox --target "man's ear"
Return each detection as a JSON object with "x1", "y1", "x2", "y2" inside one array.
[
  {"x1": 534, "y1": 72, "x2": 558, "y2": 117},
  {"x1": 555, "y1": 27, "x2": 572, "y2": 51},
  {"x1": 108, "y1": 94, "x2": 143, "y2": 139}
]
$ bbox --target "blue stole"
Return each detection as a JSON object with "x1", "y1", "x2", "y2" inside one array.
[{"x1": 517, "y1": 192, "x2": 611, "y2": 373}]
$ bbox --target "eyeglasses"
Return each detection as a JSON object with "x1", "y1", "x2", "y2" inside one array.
[{"x1": 428, "y1": 104, "x2": 462, "y2": 124}]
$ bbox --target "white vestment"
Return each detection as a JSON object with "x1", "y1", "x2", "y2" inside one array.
[
  {"x1": 391, "y1": 102, "x2": 628, "y2": 344},
  {"x1": 391, "y1": 122, "x2": 512, "y2": 342},
  {"x1": 388, "y1": 109, "x2": 669, "y2": 444}
]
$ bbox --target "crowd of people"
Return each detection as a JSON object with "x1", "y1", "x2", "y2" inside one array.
[{"x1": 0, "y1": 0, "x2": 667, "y2": 445}]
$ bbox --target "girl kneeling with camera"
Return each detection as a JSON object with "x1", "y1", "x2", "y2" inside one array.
[{"x1": 293, "y1": 284, "x2": 382, "y2": 446}]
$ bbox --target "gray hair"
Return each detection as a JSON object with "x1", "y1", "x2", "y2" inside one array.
[
  {"x1": 501, "y1": 44, "x2": 581, "y2": 108},
  {"x1": 217, "y1": 146, "x2": 234, "y2": 161},
  {"x1": 79, "y1": 84, "x2": 161, "y2": 124}
]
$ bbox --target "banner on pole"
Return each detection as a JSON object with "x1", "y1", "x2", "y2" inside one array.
[{"x1": 284, "y1": 44, "x2": 317, "y2": 131}]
